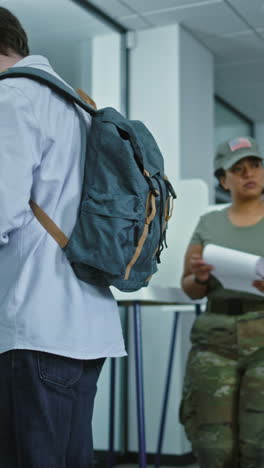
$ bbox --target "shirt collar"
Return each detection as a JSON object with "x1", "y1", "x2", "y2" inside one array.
[{"x1": 12, "y1": 55, "x2": 51, "y2": 69}]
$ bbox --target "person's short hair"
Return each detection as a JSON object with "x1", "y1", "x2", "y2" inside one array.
[
  {"x1": 214, "y1": 168, "x2": 225, "y2": 182},
  {"x1": 0, "y1": 7, "x2": 29, "y2": 57}
]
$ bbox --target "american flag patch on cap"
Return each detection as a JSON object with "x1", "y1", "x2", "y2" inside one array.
[{"x1": 228, "y1": 137, "x2": 252, "y2": 152}]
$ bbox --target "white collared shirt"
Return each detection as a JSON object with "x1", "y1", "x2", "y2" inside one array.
[{"x1": 0, "y1": 55, "x2": 126, "y2": 359}]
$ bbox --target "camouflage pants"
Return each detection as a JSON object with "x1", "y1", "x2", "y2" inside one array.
[{"x1": 180, "y1": 304, "x2": 264, "y2": 468}]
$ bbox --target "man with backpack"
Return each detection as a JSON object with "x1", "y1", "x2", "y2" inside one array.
[{"x1": 0, "y1": 7, "x2": 126, "y2": 467}]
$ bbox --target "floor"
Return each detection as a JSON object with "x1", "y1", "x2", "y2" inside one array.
[{"x1": 117, "y1": 464, "x2": 198, "y2": 468}]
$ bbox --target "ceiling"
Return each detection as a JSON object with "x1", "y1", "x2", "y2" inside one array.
[
  {"x1": 2, "y1": 0, "x2": 264, "y2": 121},
  {"x1": 87, "y1": 0, "x2": 264, "y2": 122}
]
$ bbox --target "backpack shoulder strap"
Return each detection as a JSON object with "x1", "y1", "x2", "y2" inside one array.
[
  {"x1": 29, "y1": 200, "x2": 69, "y2": 248},
  {"x1": 0, "y1": 67, "x2": 98, "y2": 246},
  {"x1": 76, "y1": 88, "x2": 97, "y2": 110},
  {"x1": 0, "y1": 67, "x2": 97, "y2": 116}
]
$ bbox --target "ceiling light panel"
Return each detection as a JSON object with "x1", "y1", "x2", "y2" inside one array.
[
  {"x1": 142, "y1": 2, "x2": 247, "y2": 35},
  {"x1": 83, "y1": 0, "x2": 132, "y2": 17}
]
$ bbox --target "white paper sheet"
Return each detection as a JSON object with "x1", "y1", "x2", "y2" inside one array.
[{"x1": 203, "y1": 244, "x2": 264, "y2": 296}]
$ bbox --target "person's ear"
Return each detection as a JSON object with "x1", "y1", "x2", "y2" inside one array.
[{"x1": 219, "y1": 174, "x2": 229, "y2": 191}]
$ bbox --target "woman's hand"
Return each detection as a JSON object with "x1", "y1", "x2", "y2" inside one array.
[
  {"x1": 182, "y1": 244, "x2": 213, "y2": 299},
  {"x1": 252, "y1": 280, "x2": 264, "y2": 294},
  {"x1": 189, "y1": 253, "x2": 213, "y2": 283}
]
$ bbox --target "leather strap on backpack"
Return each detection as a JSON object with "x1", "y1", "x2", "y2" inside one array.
[
  {"x1": 124, "y1": 192, "x2": 157, "y2": 280},
  {"x1": 28, "y1": 90, "x2": 97, "y2": 250},
  {"x1": 76, "y1": 89, "x2": 97, "y2": 109},
  {"x1": 29, "y1": 200, "x2": 69, "y2": 248}
]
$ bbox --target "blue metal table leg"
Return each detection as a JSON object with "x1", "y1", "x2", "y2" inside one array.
[
  {"x1": 195, "y1": 304, "x2": 201, "y2": 316},
  {"x1": 154, "y1": 311, "x2": 180, "y2": 468},
  {"x1": 108, "y1": 358, "x2": 116, "y2": 468},
  {"x1": 133, "y1": 302, "x2": 147, "y2": 468}
]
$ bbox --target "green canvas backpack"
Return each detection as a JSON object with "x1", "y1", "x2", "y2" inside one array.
[{"x1": 0, "y1": 67, "x2": 176, "y2": 292}]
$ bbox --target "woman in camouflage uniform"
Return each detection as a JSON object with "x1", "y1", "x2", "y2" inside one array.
[{"x1": 180, "y1": 137, "x2": 264, "y2": 468}]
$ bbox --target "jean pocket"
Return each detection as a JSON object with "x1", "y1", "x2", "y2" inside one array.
[{"x1": 38, "y1": 352, "x2": 83, "y2": 388}]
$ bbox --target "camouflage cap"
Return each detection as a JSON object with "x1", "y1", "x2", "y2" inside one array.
[{"x1": 214, "y1": 137, "x2": 263, "y2": 174}]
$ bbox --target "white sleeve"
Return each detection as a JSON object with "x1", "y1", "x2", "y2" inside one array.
[{"x1": 0, "y1": 83, "x2": 42, "y2": 245}]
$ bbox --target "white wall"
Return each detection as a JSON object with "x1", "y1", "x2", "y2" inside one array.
[
  {"x1": 77, "y1": 40, "x2": 93, "y2": 94},
  {"x1": 129, "y1": 23, "x2": 214, "y2": 197},
  {"x1": 254, "y1": 122, "x2": 264, "y2": 157},
  {"x1": 179, "y1": 28, "x2": 214, "y2": 202},
  {"x1": 35, "y1": 38, "x2": 93, "y2": 92},
  {"x1": 91, "y1": 33, "x2": 122, "y2": 111},
  {"x1": 129, "y1": 24, "x2": 181, "y2": 188},
  {"x1": 128, "y1": 24, "x2": 213, "y2": 455},
  {"x1": 89, "y1": 32, "x2": 125, "y2": 452}
]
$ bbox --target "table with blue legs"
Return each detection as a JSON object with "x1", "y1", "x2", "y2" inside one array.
[
  {"x1": 108, "y1": 286, "x2": 205, "y2": 468},
  {"x1": 154, "y1": 303, "x2": 202, "y2": 468}
]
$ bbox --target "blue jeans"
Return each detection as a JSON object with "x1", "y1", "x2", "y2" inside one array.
[{"x1": 0, "y1": 350, "x2": 105, "y2": 468}]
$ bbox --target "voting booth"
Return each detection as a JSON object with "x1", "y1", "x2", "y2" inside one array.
[{"x1": 93, "y1": 178, "x2": 209, "y2": 465}]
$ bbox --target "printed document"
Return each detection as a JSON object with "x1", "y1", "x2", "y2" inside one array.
[{"x1": 203, "y1": 244, "x2": 264, "y2": 296}]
